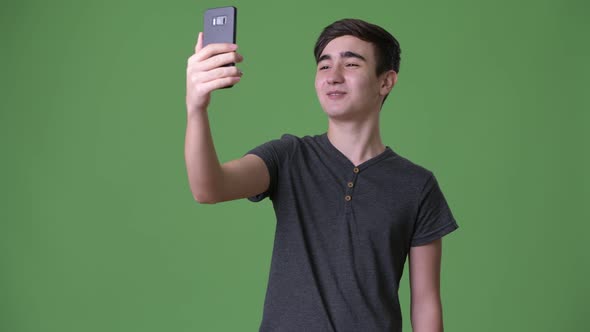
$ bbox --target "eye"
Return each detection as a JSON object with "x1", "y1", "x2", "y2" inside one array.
[
  {"x1": 346, "y1": 63, "x2": 359, "y2": 67},
  {"x1": 319, "y1": 65, "x2": 330, "y2": 70}
]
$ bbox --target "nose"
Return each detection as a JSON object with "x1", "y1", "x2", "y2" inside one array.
[{"x1": 327, "y1": 66, "x2": 344, "y2": 85}]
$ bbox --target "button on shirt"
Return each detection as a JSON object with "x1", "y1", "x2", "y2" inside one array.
[{"x1": 247, "y1": 133, "x2": 459, "y2": 332}]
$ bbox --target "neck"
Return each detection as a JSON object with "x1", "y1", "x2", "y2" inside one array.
[{"x1": 326, "y1": 111, "x2": 385, "y2": 166}]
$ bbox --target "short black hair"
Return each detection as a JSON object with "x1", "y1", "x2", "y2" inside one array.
[{"x1": 314, "y1": 18, "x2": 401, "y2": 76}]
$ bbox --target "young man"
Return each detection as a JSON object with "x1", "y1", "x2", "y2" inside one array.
[{"x1": 185, "y1": 18, "x2": 458, "y2": 332}]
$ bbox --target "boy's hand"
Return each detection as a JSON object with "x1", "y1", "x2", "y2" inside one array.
[{"x1": 185, "y1": 32, "x2": 243, "y2": 114}]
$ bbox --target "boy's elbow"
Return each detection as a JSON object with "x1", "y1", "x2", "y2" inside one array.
[
  {"x1": 189, "y1": 174, "x2": 230, "y2": 204},
  {"x1": 192, "y1": 192, "x2": 220, "y2": 204},
  {"x1": 193, "y1": 196, "x2": 217, "y2": 204},
  {"x1": 191, "y1": 188, "x2": 222, "y2": 204}
]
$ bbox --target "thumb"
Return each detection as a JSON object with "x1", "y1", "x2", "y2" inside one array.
[{"x1": 195, "y1": 32, "x2": 203, "y2": 53}]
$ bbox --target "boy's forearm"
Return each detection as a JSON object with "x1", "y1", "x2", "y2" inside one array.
[
  {"x1": 410, "y1": 297, "x2": 444, "y2": 332},
  {"x1": 184, "y1": 110, "x2": 223, "y2": 203}
]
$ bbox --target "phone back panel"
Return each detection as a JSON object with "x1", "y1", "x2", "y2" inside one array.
[{"x1": 203, "y1": 6, "x2": 237, "y2": 47}]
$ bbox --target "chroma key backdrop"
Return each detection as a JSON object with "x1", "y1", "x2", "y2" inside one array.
[{"x1": 1, "y1": 0, "x2": 588, "y2": 331}]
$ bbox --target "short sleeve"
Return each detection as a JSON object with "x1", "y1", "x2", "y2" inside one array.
[
  {"x1": 244, "y1": 134, "x2": 297, "y2": 202},
  {"x1": 411, "y1": 173, "x2": 459, "y2": 247}
]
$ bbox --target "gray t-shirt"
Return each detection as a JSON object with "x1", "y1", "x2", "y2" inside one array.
[{"x1": 247, "y1": 133, "x2": 459, "y2": 332}]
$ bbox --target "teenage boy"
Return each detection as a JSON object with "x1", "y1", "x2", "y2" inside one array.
[{"x1": 185, "y1": 18, "x2": 458, "y2": 332}]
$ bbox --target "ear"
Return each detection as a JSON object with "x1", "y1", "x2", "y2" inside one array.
[{"x1": 379, "y1": 70, "x2": 398, "y2": 96}]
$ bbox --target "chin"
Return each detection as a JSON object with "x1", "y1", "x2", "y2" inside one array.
[{"x1": 322, "y1": 106, "x2": 357, "y2": 120}]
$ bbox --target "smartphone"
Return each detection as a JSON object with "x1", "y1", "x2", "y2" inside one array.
[
  {"x1": 203, "y1": 6, "x2": 237, "y2": 88},
  {"x1": 203, "y1": 6, "x2": 237, "y2": 48}
]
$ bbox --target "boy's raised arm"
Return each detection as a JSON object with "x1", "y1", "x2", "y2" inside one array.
[{"x1": 184, "y1": 32, "x2": 269, "y2": 204}]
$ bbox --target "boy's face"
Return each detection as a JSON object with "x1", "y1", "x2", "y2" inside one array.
[{"x1": 315, "y1": 35, "x2": 392, "y2": 120}]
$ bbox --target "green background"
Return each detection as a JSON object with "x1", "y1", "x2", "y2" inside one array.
[{"x1": 2, "y1": 0, "x2": 588, "y2": 331}]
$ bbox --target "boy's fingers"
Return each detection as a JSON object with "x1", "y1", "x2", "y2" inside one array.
[
  {"x1": 195, "y1": 32, "x2": 203, "y2": 53},
  {"x1": 187, "y1": 54, "x2": 243, "y2": 77},
  {"x1": 195, "y1": 42, "x2": 238, "y2": 61},
  {"x1": 194, "y1": 51, "x2": 242, "y2": 70}
]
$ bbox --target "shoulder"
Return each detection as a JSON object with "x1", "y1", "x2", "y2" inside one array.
[
  {"x1": 388, "y1": 151, "x2": 433, "y2": 180},
  {"x1": 248, "y1": 133, "x2": 320, "y2": 161},
  {"x1": 273, "y1": 133, "x2": 325, "y2": 151},
  {"x1": 280, "y1": 133, "x2": 323, "y2": 144},
  {"x1": 380, "y1": 150, "x2": 437, "y2": 195},
  {"x1": 250, "y1": 133, "x2": 300, "y2": 153}
]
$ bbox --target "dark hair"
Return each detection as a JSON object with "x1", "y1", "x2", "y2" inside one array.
[{"x1": 314, "y1": 18, "x2": 401, "y2": 76}]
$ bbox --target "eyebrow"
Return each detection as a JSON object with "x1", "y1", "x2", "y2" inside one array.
[{"x1": 317, "y1": 51, "x2": 366, "y2": 63}]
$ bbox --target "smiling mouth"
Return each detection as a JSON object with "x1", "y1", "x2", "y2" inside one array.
[{"x1": 327, "y1": 91, "x2": 347, "y2": 96}]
